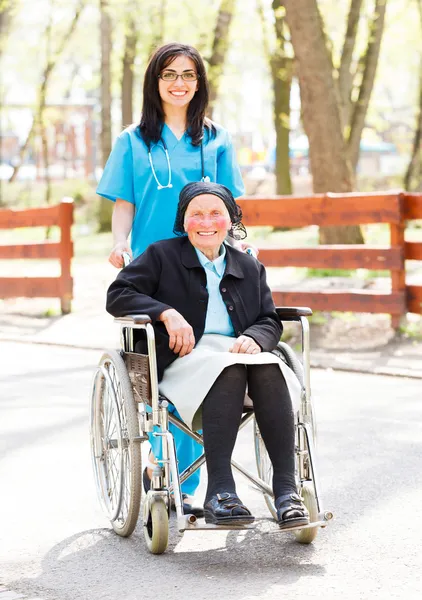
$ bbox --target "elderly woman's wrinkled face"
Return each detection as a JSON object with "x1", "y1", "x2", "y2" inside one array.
[{"x1": 184, "y1": 194, "x2": 231, "y2": 255}]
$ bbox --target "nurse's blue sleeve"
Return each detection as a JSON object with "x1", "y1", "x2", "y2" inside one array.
[
  {"x1": 96, "y1": 132, "x2": 135, "y2": 204},
  {"x1": 216, "y1": 131, "x2": 245, "y2": 198}
]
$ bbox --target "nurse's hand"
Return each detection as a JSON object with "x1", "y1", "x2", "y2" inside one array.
[
  {"x1": 159, "y1": 309, "x2": 195, "y2": 357},
  {"x1": 240, "y1": 242, "x2": 259, "y2": 257},
  {"x1": 230, "y1": 240, "x2": 259, "y2": 257},
  {"x1": 229, "y1": 335, "x2": 261, "y2": 354},
  {"x1": 109, "y1": 242, "x2": 132, "y2": 268}
]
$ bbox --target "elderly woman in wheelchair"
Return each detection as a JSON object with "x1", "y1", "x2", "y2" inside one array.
[{"x1": 105, "y1": 181, "x2": 310, "y2": 530}]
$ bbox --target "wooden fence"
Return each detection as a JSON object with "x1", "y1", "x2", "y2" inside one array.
[
  {"x1": 238, "y1": 191, "x2": 422, "y2": 328},
  {"x1": 0, "y1": 198, "x2": 74, "y2": 313}
]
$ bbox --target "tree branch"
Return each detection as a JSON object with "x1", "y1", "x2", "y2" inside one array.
[
  {"x1": 207, "y1": 0, "x2": 237, "y2": 117},
  {"x1": 347, "y1": 0, "x2": 388, "y2": 170},
  {"x1": 338, "y1": 0, "x2": 363, "y2": 129}
]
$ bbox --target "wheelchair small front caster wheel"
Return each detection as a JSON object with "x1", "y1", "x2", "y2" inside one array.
[
  {"x1": 143, "y1": 497, "x2": 169, "y2": 554},
  {"x1": 295, "y1": 483, "x2": 318, "y2": 544}
]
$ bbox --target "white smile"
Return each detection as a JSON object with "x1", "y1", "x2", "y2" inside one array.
[
  {"x1": 197, "y1": 231, "x2": 216, "y2": 236},
  {"x1": 169, "y1": 91, "x2": 188, "y2": 96}
]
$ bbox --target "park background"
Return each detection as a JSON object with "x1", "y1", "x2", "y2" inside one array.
[{"x1": 1, "y1": 0, "x2": 422, "y2": 362}]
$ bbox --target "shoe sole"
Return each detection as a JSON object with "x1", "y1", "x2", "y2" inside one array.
[
  {"x1": 278, "y1": 517, "x2": 310, "y2": 530},
  {"x1": 204, "y1": 510, "x2": 255, "y2": 526}
]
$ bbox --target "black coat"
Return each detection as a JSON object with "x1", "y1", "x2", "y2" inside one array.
[{"x1": 106, "y1": 237, "x2": 282, "y2": 380}]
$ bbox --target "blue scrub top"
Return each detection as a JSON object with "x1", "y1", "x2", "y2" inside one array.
[{"x1": 96, "y1": 122, "x2": 245, "y2": 258}]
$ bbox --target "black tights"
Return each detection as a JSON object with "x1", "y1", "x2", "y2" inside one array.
[{"x1": 202, "y1": 363, "x2": 296, "y2": 504}]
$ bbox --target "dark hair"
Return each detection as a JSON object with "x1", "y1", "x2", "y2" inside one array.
[
  {"x1": 173, "y1": 182, "x2": 247, "y2": 240},
  {"x1": 139, "y1": 43, "x2": 216, "y2": 148}
]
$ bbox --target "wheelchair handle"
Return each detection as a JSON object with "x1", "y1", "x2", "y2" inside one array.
[
  {"x1": 122, "y1": 252, "x2": 132, "y2": 267},
  {"x1": 245, "y1": 247, "x2": 257, "y2": 259}
]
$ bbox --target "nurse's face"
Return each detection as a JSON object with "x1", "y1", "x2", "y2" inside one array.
[
  {"x1": 184, "y1": 195, "x2": 231, "y2": 258},
  {"x1": 158, "y1": 55, "x2": 199, "y2": 112}
]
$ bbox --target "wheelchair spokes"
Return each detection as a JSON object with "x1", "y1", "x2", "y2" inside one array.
[{"x1": 90, "y1": 350, "x2": 142, "y2": 537}]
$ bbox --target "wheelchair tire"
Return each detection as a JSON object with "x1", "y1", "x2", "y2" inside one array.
[
  {"x1": 90, "y1": 350, "x2": 142, "y2": 537},
  {"x1": 254, "y1": 421, "x2": 277, "y2": 520},
  {"x1": 143, "y1": 497, "x2": 169, "y2": 555},
  {"x1": 274, "y1": 342, "x2": 304, "y2": 387},
  {"x1": 274, "y1": 342, "x2": 317, "y2": 444},
  {"x1": 295, "y1": 483, "x2": 318, "y2": 544}
]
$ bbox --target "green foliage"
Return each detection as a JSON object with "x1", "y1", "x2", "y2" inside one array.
[
  {"x1": 42, "y1": 306, "x2": 59, "y2": 317},
  {"x1": 306, "y1": 267, "x2": 353, "y2": 278},
  {"x1": 399, "y1": 317, "x2": 422, "y2": 340},
  {"x1": 307, "y1": 311, "x2": 328, "y2": 325}
]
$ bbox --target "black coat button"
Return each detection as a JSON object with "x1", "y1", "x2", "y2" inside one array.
[{"x1": 221, "y1": 287, "x2": 227, "y2": 292}]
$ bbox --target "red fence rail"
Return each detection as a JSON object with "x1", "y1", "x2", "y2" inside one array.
[
  {"x1": 0, "y1": 198, "x2": 74, "y2": 313},
  {"x1": 237, "y1": 191, "x2": 422, "y2": 327}
]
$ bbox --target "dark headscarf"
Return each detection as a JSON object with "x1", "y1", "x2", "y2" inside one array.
[{"x1": 173, "y1": 182, "x2": 247, "y2": 240}]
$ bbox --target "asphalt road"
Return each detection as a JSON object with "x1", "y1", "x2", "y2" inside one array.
[{"x1": 0, "y1": 342, "x2": 421, "y2": 600}]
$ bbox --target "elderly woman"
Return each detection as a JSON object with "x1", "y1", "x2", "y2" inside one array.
[{"x1": 106, "y1": 182, "x2": 309, "y2": 528}]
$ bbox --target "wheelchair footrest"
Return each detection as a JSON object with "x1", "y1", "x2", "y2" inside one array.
[{"x1": 180, "y1": 518, "x2": 328, "y2": 532}]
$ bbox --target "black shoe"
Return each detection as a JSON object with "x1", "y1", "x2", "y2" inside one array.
[
  {"x1": 170, "y1": 495, "x2": 205, "y2": 518},
  {"x1": 275, "y1": 492, "x2": 309, "y2": 530},
  {"x1": 142, "y1": 467, "x2": 151, "y2": 493},
  {"x1": 143, "y1": 468, "x2": 204, "y2": 518},
  {"x1": 204, "y1": 492, "x2": 254, "y2": 525}
]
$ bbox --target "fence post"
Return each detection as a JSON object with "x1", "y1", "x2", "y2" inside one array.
[
  {"x1": 58, "y1": 197, "x2": 74, "y2": 314},
  {"x1": 390, "y1": 192, "x2": 406, "y2": 330}
]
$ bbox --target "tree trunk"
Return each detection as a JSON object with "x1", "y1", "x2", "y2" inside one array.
[
  {"x1": 271, "y1": 1, "x2": 293, "y2": 195},
  {"x1": 98, "y1": 0, "x2": 113, "y2": 232},
  {"x1": 338, "y1": 0, "x2": 363, "y2": 129},
  {"x1": 257, "y1": 0, "x2": 293, "y2": 195},
  {"x1": 207, "y1": 0, "x2": 237, "y2": 118},
  {"x1": 282, "y1": 0, "x2": 364, "y2": 244},
  {"x1": 272, "y1": 58, "x2": 293, "y2": 195},
  {"x1": 149, "y1": 0, "x2": 166, "y2": 55},
  {"x1": 404, "y1": 1, "x2": 422, "y2": 192},
  {"x1": 8, "y1": 1, "x2": 84, "y2": 183},
  {"x1": 347, "y1": 0, "x2": 388, "y2": 170},
  {"x1": 121, "y1": 10, "x2": 138, "y2": 127}
]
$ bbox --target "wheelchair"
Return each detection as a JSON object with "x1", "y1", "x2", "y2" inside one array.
[{"x1": 89, "y1": 306, "x2": 333, "y2": 554}]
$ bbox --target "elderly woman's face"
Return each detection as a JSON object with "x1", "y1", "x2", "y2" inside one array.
[{"x1": 184, "y1": 194, "x2": 231, "y2": 254}]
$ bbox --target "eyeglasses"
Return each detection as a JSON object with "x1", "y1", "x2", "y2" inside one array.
[{"x1": 159, "y1": 70, "x2": 199, "y2": 82}]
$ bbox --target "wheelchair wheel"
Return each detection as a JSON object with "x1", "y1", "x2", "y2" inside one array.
[
  {"x1": 254, "y1": 422, "x2": 277, "y2": 520},
  {"x1": 143, "y1": 496, "x2": 169, "y2": 555},
  {"x1": 90, "y1": 350, "x2": 142, "y2": 537},
  {"x1": 255, "y1": 344, "x2": 318, "y2": 527},
  {"x1": 294, "y1": 483, "x2": 318, "y2": 544}
]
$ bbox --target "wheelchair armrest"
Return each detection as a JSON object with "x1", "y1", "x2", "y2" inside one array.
[
  {"x1": 276, "y1": 306, "x2": 312, "y2": 321},
  {"x1": 114, "y1": 314, "x2": 152, "y2": 325}
]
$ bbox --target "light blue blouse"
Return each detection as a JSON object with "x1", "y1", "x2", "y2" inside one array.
[
  {"x1": 194, "y1": 244, "x2": 235, "y2": 337},
  {"x1": 96, "y1": 123, "x2": 245, "y2": 258}
]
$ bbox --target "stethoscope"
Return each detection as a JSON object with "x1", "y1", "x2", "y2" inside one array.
[{"x1": 148, "y1": 138, "x2": 210, "y2": 190}]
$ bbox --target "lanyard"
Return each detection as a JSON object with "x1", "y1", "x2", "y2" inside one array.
[{"x1": 148, "y1": 137, "x2": 209, "y2": 190}]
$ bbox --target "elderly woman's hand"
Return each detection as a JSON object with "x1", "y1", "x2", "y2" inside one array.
[
  {"x1": 159, "y1": 309, "x2": 195, "y2": 357},
  {"x1": 229, "y1": 335, "x2": 261, "y2": 354}
]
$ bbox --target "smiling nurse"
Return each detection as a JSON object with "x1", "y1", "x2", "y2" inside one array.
[{"x1": 96, "y1": 42, "x2": 245, "y2": 516}]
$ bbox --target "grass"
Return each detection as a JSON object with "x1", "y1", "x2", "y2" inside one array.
[{"x1": 306, "y1": 267, "x2": 353, "y2": 278}]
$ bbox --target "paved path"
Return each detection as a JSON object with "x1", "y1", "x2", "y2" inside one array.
[{"x1": 0, "y1": 342, "x2": 421, "y2": 600}]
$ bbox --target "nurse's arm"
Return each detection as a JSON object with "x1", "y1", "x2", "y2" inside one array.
[{"x1": 109, "y1": 198, "x2": 135, "y2": 268}]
